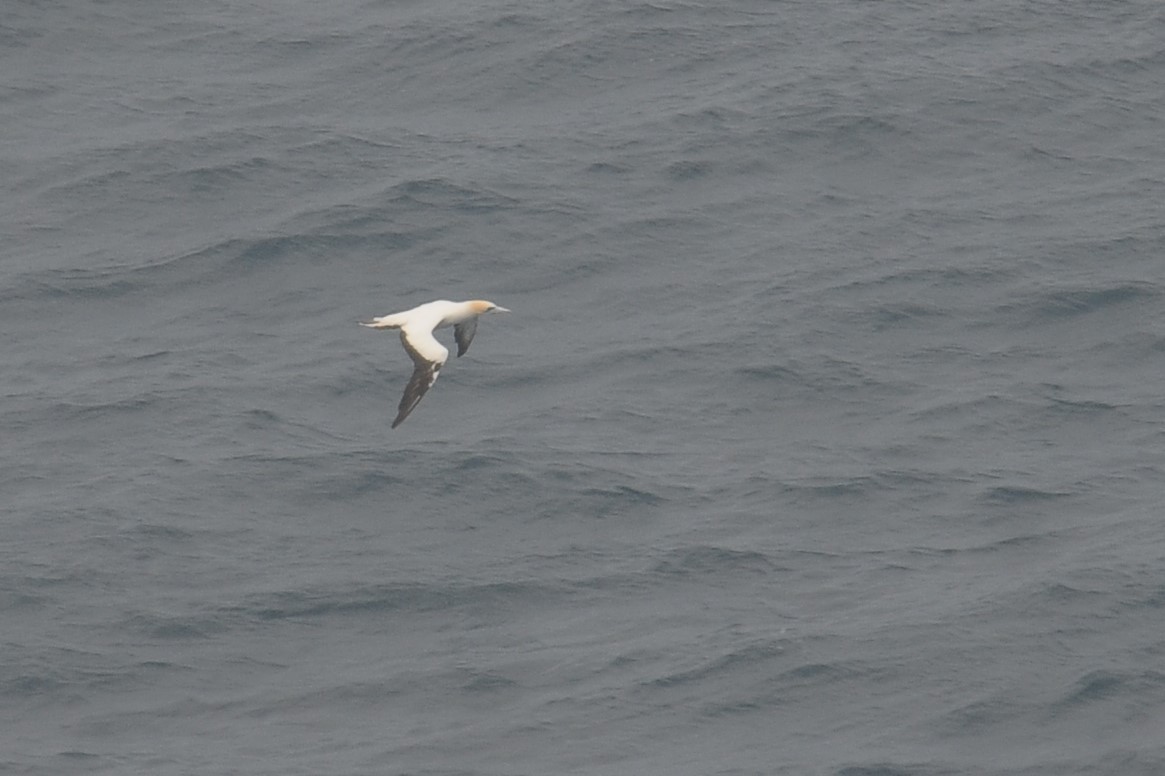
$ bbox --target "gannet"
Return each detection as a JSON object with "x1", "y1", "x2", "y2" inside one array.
[{"x1": 360, "y1": 299, "x2": 510, "y2": 428}]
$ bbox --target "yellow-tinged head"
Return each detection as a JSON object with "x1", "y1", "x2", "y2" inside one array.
[{"x1": 468, "y1": 300, "x2": 510, "y2": 314}]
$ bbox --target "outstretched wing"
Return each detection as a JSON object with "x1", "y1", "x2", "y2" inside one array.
[
  {"x1": 453, "y1": 317, "x2": 478, "y2": 357},
  {"x1": 392, "y1": 328, "x2": 449, "y2": 428},
  {"x1": 393, "y1": 360, "x2": 440, "y2": 428}
]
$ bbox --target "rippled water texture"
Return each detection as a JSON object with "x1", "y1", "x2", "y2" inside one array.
[{"x1": 3, "y1": 1, "x2": 1164, "y2": 774}]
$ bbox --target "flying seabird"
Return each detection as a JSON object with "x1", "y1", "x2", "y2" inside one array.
[{"x1": 360, "y1": 299, "x2": 510, "y2": 428}]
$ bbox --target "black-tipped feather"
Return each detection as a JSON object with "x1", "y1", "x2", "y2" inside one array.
[
  {"x1": 392, "y1": 330, "x2": 443, "y2": 428},
  {"x1": 453, "y1": 318, "x2": 477, "y2": 357}
]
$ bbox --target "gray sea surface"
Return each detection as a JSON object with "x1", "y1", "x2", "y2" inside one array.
[{"x1": 3, "y1": 1, "x2": 1165, "y2": 774}]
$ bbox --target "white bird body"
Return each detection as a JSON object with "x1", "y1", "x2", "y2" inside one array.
[{"x1": 360, "y1": 299, "x2": 510, "y2": 428}]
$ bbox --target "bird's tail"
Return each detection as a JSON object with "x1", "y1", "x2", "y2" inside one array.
[{"x1": 359, "y1": 314, "x2": 404, "y2": 329}]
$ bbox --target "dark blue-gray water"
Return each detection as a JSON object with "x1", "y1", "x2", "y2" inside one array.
[{"x1": 3, "y1": 2, "x2": 1164, "y2": 774}]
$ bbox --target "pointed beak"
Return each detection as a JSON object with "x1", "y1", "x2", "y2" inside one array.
[{"x1": 494, "y1": 306, "x2": 511, "y2": 313}]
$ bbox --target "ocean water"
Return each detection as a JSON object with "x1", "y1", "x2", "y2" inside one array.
[{"x1": 3, "y1": 1, "x2": 1165, "y2": 774}]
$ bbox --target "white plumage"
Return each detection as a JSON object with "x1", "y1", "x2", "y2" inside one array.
[{"x1": 360, "y1": 299, "x2": 510, "y2": 428}]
